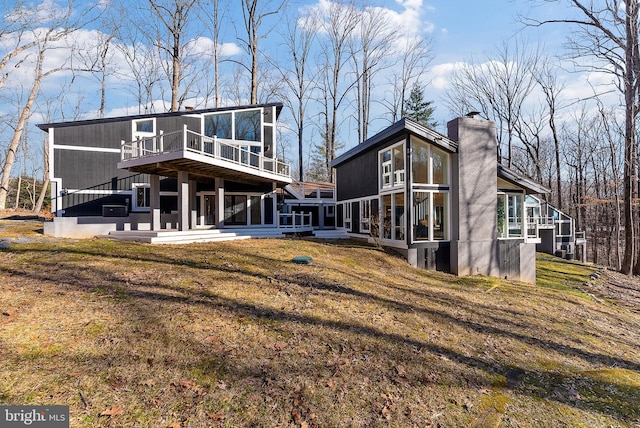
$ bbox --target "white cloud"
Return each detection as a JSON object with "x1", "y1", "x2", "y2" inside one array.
[
  {"x1": 186, "y1": 37, "x2": 241, "y2": 57},
  {"x1": 430, "y1": 62, "x2": 465, "y2": 90},
  {"x1": 5, "y1": 0, "x2": 69, "y2": 26},
  {"x1": 303, "y1": 0, "x2": 434, "y2": 39}
]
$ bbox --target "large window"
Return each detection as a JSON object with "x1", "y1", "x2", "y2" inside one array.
[
  {"x1": 359, "y1": 198, "x2": 379, "y2": 237},
  {"x1": 204, "y1": 113, "x2": 232, "y2": 139},
  {"x1": 380, "y1": 142, "x2": 405, "y2": 189},
  {"x1": 412, "y1": 138, "x2": 449, "y2": 185},
  {"x1": 203, "y1": 109, "x2": 262, "y2": 143},
  {"x1": 394, "y1": 193, "x2": 405, "y2": 241},
  {"x1": 412, "y1": 191, "x2": 449, "y2": 241},
  {"x1": 235, "y1": 110, "x2": 261, "y2": 141},
  {"x1": 410, "y1": 138, "x2": 450, "y2": 242},
  {"x1": 497, "y1": 192, "x2": 524, "y2": 238},
  {"x1": 380, "y1": 193, "x2": 405, "y2": 241}
]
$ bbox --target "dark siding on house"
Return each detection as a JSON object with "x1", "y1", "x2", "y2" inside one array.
[
  {"x1": 498, "y1": 239, "x2": 522, "y2": 279},
  {"x1": 54, "y1": 151, "x2": 131, "y2": 190},
  {"x1": 264, "y1": 196, "x2": 274, "y2": 224},
  {"x1": 413, "y1": 243, "x2": 450, "y2": 272},
  {"x1": 54, "y1": 121, "x2": 130, "y2": 149},
  {"x1": 61, "y1": 193, "x2": 130, "y2": 216},
  {"x1": 335, "y1": 149, "x2": 378, "y2": 201},
  {"x1": 157, "y1": 116, "x2": 201, "y2": 134},
  {"x1": 225, "y1": 180, "x2": 273, "y2": 193},
  {"x1": 351, "y1": 201, "x2": 360, "y2": 233}
]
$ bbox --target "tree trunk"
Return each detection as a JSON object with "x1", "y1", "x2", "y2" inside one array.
[
  {"x1": 621, "y1": 1, "x2": 638, "y2": 274},
  {"x1": 171, "y1": 31, "x2": 180, "y2": 112},
  {"x1": 34, "y1": 178, "x2": 49, "y2": 213},
  {"x1": 0, "y1": 48, "x2": 45, "y2": 209},
  {"x1": 14, "y1": 175, "x2": 22, "y2": 210}
]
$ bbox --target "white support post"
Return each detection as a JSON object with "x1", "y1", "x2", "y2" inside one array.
[
  {"x1": 178, "y1": 171, "x2": 190, "y2": 231},
  {"x1": 159, "y1": 130, "x2": 164, "y2": 152},
  {"x1": 215, "y1": 178, "x2": 224, "y2": 229},
  {"x1": 150, "y1": 174, "x2": 161, "y2": 231},
  {"x1": 189, "y1": 179, "x2": 197, "y2": 228}
]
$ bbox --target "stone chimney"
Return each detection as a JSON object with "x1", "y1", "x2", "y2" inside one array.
[{"x1": 447, "y1": 114, "x2": 499, "y2": 277}]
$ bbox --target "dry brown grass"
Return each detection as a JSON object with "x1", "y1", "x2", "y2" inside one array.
[{"x1": 1, "y1": 219, "x2": 639, "y2": 427}]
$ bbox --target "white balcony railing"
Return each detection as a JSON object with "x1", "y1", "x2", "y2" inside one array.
[
  {"x1": 120, "y1": 125, "x2": 290, "y2": 179},
  {"x1": 278, "y1": 212, "x2": 312, "y2": 230}
]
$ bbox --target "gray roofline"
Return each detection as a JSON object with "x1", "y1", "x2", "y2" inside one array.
[
  {"x1": 497, "y1": 164, "x2": 550, "y2": 194},
  {"x1": 331, "y1": 117, "x2": 458, "y2": 168},
  {"x1": 37, "y1": 102, "x2": 284, "y2": 131}
]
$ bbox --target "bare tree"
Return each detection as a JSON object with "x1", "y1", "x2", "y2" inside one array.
[
  {"x1": 115, "y1": 23, "x2": 164, "y2": 114},
  {"x1": 383, "y1": 37, "x2": 433, "y2": 124},
  {"x1": 134, "y1": 0, "x2": 201, "y2": 112},
  {"x1": 236, "y1": 0, "x2": 286, "y2": 104},
  {"x1": 524, "y1": 0, "x2": 640, "y2": 274},
  {"x1": 349, "y1": 5, "x2": 396, "y2": 142},
  {"x1": 316, "y1": 0, "x2": 358, "y2": 182},
  {"x1": 445, "y1": 39, "x2": 540, "y2": 167},
  {"x1": 535, "y1": 60, "x2": 565, "y2": 209},
  {"x1": 0, "y1": 1, "x2": 97, "y2": 209},
  {"x1": 272, "y1": 11, "x2": 317, "y2": 182},
  {"x1": 198, "y1": 0, "x2": 225, "y2": 107},
  {"x1": 76, "y1": 26, "x2": 116, "y2": 118}
]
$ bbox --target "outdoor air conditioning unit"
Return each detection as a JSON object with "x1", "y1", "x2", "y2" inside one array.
[{"x1": 102, "y1": 204, "x2": 128, "y2": 217}]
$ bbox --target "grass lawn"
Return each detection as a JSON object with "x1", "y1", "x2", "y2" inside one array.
[{"x1": 1, "y1": 219, "x2": 639, "y2": 427}]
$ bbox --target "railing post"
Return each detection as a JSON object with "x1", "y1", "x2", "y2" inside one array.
[
  {"x1": 121, "y1": 140, "x2": 125, "y2": 160},
  {"x1": 183, "y1": 124, "x2": 188, "y2": 150},
  {"x1": 159, "y1": 130, "x2": 164, "y2": 152}
]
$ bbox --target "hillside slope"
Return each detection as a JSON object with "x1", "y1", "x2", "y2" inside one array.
[{"x1": 0, "y1": 219, "x2": 639, "y2": 427}]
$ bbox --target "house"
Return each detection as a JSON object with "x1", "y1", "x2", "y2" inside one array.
[
  {"x1": 526, "y1": 195, "x2": 587, "y2": 262},
  {"x1": 331, "y1": 113, "x2": 551, "y2": 284},
  {"x1": 37, "y1": 102, "x2": 321, "y2": 241}
]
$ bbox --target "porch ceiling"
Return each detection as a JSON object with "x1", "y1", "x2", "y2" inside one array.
[{"x1": 117, "y1": 150, "x2": 292, "y2": 186}]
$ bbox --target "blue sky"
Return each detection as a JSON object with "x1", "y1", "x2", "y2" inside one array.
[{"x1": 2, "y1": 0, "x2": 616, "y2": 170}]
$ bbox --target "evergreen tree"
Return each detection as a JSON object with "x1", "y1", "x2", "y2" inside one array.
[{"x1": 402, "y1": 83, "x2": 437, "y2": 128}]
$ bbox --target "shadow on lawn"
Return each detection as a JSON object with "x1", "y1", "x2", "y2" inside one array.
[{"x1": 2, "y1": 242, "x2": 640, "y2": 423}]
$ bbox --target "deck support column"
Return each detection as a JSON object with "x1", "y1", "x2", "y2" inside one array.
[
  {"x1": 150, "y1": 174, "x2": 161, "y2": 231},
  {"x1": 189, "y1": 179, "x2": 197, "y2": 228},
  {"x1": 215, "y1": 178, "x2": 224, "y2": 229},
  {"x1": 178, "y1": 171, "x2": 190, "y2": 231},
  {"x1": 272, "y1": 182, "x2": 278, "y2": 228}
]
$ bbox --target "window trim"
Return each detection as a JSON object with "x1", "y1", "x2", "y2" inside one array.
[
  {"x1": 360, "y1": 199, "x2": 371, "y2": 233},
  {"x1": 410, "y1": 190, "x2": 450, "y2": 243},
  {"x1": 497, "y1": 191, "x2": 525, "y2": 239},
  {"x1": 132, "y1": 183, "x2": 151, "y2": 212},
  {"x1": 132, "y1": 118, "x2": 156, "y2": 138},
  {"x1": 379, "y1": 141, "x2": 406, "y2": 191},
  {"x1": 343, "y1": 202, "x2": 352, "y2": 230},
  {"x1": 410, "y1": 136, "x2": 450, "y2": 186},
  {"x1": 201, "y1": 108, "x2": 264, "y2": 144}
]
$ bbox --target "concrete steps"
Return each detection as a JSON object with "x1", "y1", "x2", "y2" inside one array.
[
  {"x1": 107, "y1": 227, "x2": 349, "y2": 244},
  {"x1": 108, "y1": 228, "x2": 284, "y2": 244},
  {"x1": 311, "y1": 229, "x2": 349, "y2": 239}
]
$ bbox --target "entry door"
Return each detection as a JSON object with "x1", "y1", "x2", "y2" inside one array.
[{"x1": 224, "y1": 195, "x2": 247, "y2": 225}]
